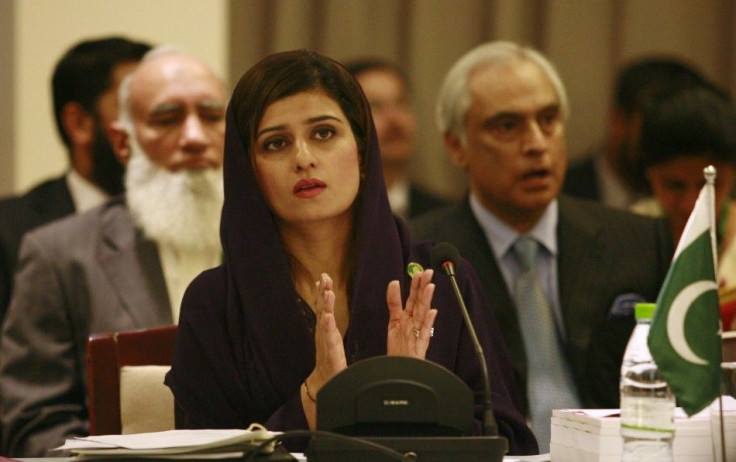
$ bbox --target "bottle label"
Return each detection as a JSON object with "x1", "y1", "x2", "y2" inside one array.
[{"x1": 620, "y1": 395, "x2": 675, "y2": 435}]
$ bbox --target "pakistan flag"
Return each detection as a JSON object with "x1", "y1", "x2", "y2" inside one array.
[{"x1": 648, "y1": 178, "x2": 722, "y2": 416}]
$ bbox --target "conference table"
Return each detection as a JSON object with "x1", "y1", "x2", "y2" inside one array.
[{"x1": 17, "y1": 455, "x2": 551, "y2": 461}]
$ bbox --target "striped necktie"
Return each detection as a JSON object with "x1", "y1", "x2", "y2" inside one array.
[{"x1": 512, "y1": 236, "x2": 580, "y2": 453}]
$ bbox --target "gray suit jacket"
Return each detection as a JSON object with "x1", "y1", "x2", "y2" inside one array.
[
  {"x1": 0, "y1": 198, "x2": 172, "y2": 457},
  {"x1": 410, "y1": 195, "x2": 673, "y2": 415}
]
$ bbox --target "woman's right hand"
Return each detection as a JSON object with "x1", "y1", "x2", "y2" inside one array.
[{"x1": 302, "y1": 273, "x2": 347, "y2": 428}]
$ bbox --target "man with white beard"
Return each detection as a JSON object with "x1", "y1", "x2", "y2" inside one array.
[{"x1": 0, "y1": 47, "x2": 226, "y2": 457}]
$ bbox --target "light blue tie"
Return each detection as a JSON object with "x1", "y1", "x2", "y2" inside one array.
[{"x1": 513, "y1": 236, "x2": 579, "y2": 453}]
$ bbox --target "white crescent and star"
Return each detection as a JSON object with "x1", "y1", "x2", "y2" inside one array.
[{"x1": 666, "y1": 280, "x2": 718, "y2": 365}]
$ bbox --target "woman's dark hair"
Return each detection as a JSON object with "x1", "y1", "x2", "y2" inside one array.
[
  {"x1": 231, "y1": 50, "x2": 373, "y2": 175},
  {"x1": 639, "y1": 83, "x2": 736, "y2": 169}
]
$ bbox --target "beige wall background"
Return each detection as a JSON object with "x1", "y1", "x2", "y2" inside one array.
[{"x1": 2, "y1": 0, "x2": 735, "y2": 199}]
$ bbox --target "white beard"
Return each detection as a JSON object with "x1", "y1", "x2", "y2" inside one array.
[{"x1": 124, "y1": 137, "x2": 223, "y2": 253}]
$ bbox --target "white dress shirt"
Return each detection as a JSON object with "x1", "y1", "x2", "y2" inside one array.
[{"x1": 66, "y1": 169, "x2": 109, "y2": 213}]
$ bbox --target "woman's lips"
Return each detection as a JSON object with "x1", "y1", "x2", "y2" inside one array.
[{"x1": 293, "y1": 178, "x2": 327, "y2": 198}]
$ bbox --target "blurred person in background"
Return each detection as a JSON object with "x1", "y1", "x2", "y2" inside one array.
[
  {"x1": 564, "y1": 57, "x2": 706, "y2": 209},
  {"x1": 631, "y1": 83, "x2": 736, "y2": 330},
  {"x1": 0, "y1": 36, "x2": 152, "y2": 324},
  {"x1": 0, "y1": 47, "x2": 227, "y2": 457},
  {"x1": 345, "y1": 57, "x2": 452, "y2": 220}
]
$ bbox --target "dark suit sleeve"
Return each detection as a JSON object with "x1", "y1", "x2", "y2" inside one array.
[{"x1": 0, "y1": 232, "x2": 87, "y2": 457}]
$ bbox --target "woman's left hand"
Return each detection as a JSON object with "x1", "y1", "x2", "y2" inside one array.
[{"x1": 386, "y1": 269, "x2": 438, "y2": 358}]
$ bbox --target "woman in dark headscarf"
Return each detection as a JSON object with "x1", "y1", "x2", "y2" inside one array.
[{"x1": 165, "y1": 50, "x2": 537, "y2": 455}]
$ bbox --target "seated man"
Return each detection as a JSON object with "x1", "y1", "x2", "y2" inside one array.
[
  {"x1": 563, "y1": 57, "x2": 706, "y2": 209},
  {"x1": 411, "y1": 41, "x2": 673, "y2": 452},
  {"x1": 0, "y1": 47, "x2": 227, "y2": 457},
  {"x1": 345, "y1": 57, "x2": 452, "y2": 219},
  {"x1": 0, "y1": 36, "x2": 151, "y2": 323}
]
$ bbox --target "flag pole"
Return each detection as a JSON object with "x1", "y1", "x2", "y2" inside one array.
[
  {"x1": 704, "y1": 165, "x2": 727, "y2": 462},
  {"x1": 704, "y1": 166, "x2": 717, "y2": 272}
]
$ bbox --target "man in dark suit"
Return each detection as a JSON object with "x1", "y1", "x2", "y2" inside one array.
[
  {"x1": 0, "y1": 47, "x2": 227, "y2": 457},
  {"x1": 563, "y1": 57, "x2": 706, "y2": 209},
  {"x1": 0, "y1": 37, "x2": 152, "y2": 323},
  {"x1": 345, "y1": 57, "x2": 452, "y2": 219},
  {"x1": 411, "y1": 41, "x2": 673, "y2": 452}
]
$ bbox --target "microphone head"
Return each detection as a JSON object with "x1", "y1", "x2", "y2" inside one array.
[{"x1": 430, "y1": 242, "x2": 461, "y2": 272}]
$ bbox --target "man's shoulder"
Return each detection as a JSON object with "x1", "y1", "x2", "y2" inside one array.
[
  {"x1": 409, "y1": 201, "x2": 470, "y2": 236},
  {"x1": 559, "y1": 194, "x2": 659, "y2": 225},
  {"x1": 22, "y1": 199, "x2": 127, "y2": 250},
  {"x1": 0, "y1": 176, "x2": 74, "y2": 226},
  {"x1": 408, "y1": 183, "x2": 454, "y2": 218},
  {"x1": 0, "y1": 176, "x2": 71, "y2": 209},
  {"x1": 558, "y1": 195, "x2": 669, "y2": 249}
]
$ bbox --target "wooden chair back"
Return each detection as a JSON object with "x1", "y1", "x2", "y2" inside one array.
[{"x1": 86, "y1": 325, "x2": 178, "y2": 435}]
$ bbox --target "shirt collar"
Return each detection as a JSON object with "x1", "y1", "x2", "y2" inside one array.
[
  {"x1": 386, "y1": 178, "x2": 410, "y2": 220},
  {"x1": 469, "y1": 193, "x2": 558, "y2": 259},
  {"x1": 66, "y1": 169, "x2": 109, "y2": 212}
]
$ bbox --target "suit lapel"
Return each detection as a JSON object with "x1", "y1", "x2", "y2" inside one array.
[
  {"x1": 454, "y1": 202, "x2": 527, "y2": 385},
  {"x1": 97, "y1": 202, "x2": 173, "y2": 326},
  {"x1": 557, "y1": 196, "x2": 605, "y2": 350}
]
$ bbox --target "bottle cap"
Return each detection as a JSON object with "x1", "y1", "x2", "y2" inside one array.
[{"x1": 635, "y1": 302, "x2": 656, "y2": 320}]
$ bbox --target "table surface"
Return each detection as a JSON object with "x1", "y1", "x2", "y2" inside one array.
[{"x1": 15, "y1": 455, "x2": 552, "y2": 462}]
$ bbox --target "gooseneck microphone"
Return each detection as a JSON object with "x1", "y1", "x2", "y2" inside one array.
[{"x1": 430, "y1": 242, "x2": 498, "y2": 438}]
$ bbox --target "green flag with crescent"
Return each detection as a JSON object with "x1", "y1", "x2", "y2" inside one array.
[{"x1": 648, "y1": 167, "x2": 722, "y2": 416}]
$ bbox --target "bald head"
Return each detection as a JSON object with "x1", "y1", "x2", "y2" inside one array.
[{"x1": 111, "y1": 47, "x2": 227, "y2": 172}]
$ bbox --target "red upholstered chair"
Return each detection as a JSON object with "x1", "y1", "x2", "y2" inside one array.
[
  {"x1": 720, "y1": 286, "x2": 736, "y2": 332},
  {"x1": 86, "y1": 325, "x2": 178, "y2": 435},
  {"x1": 722, "y1": 299, "x2": 736, "y2": 333}
]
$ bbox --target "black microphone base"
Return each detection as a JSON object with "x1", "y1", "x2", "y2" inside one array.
[{"x1": 306, "y1": 435, "x2": 508, "y2": 461}]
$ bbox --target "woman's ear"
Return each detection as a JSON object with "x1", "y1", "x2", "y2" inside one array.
[
  {"x1": 61, "y1": 102, "x2": 95, "y2": 147},
  {"x1": 108, "y1": 121, "x2": 132, "y2": 166}
]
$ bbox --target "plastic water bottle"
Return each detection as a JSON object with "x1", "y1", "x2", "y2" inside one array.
[{"x1": 619, "y1": 303, "x2": 675, "y2": 461}]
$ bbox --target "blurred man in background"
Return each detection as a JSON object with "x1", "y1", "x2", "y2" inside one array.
[
  {"x1": 0, "y1": 36, "x2": 152, "y2": 323},
  {"x1": 0, "y1": 47, "x2": 226, "y2": 457},
  {"x1": 346, "y1": 57, "x2": 451, "y2": 219},
  {"x1": 563, "y1": 57, "x2": 706, "y2": 209}
]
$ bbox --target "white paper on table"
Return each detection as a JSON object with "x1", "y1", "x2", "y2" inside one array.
[
  {"x1": 53, "y1": 427, "x2": 281, "y2": 458},
  {"x1": 503, "y1": 454, "x2": 551, "y2": 461}
]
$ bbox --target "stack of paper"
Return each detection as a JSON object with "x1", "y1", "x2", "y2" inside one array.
[
  {"x1": 54, "y1": 426, "x2": 282, "y2": 460},
  {"x1": 550, "y1": 400, "x2": 736, "y2": 462}
]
